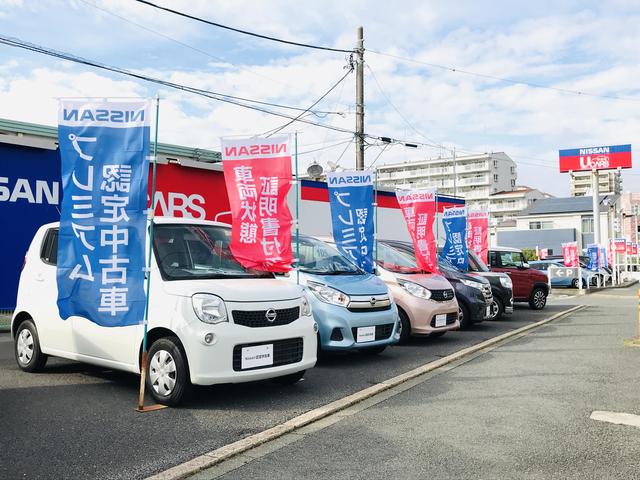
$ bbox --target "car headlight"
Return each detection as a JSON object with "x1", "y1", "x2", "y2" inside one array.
[
  {"x1": 192, "y1": 293, "x2": 228, "y2": 324},
  {"x1": 398, "y1": 279, "x2": 431, "y2": 299},
  {"x1": 461, "y1": 279, "x2": 484, "y2": 290},
  {"x1": 499, "y1": 276, "x2": 512, "y2": 289},
  {"x1": 307, "y1": 281, "x2": 350, "y2": 307},
  {"x1": 301, "y1": 295, "x2": 313, "y2": 316}
]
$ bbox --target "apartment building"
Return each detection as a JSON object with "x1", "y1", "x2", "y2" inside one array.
[
  {"x1": 376, "y1": 152, "x2": 517, "y2": 209},
  {"x1": 489, "y1": 186, "x2": 551, "y2": 223},
  {"x1": 570, "y1": 170, "x2": 620, "y2": 196}
]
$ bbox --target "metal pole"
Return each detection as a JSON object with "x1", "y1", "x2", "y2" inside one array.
[
  {"x1": 355, "y1": 26, "x2": 365, "y2": 170},
  {"x1": 374, "y1": 167, "x2": 379, "y2": 273},
  {"x1": 138, "y1": 94, "x2": 160, "y2": 411},
  {"x1": 295, "y1": 132, "x2": 300, "y2": 285},
  {"x1": 435, "y1": 191, "x2": 439, "y2": 248},
  {"x1": 592, "y1": 169, "x2": 601, "y2": 245}
]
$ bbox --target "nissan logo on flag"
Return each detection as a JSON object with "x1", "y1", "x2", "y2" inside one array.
[{"x1": 265, "y1": 308, "x2": 278, "y2": 323}]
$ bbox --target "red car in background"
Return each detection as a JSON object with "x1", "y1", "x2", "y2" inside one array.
[{"x1": 488, "y1": 247, "x2": 549, "y2": 310}]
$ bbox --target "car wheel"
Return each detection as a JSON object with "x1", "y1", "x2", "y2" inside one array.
[
  {"x1": 430, "y1": 331, "x2": 446, "y2": 338},
  {"x1": 458, "y1": 303, "x2": 471, "y2": 329},
  {"x1": 529, "y1": 287, "x2": 547, "y2": 310},
  {"x1": 270, "y1": 370, "x2": 305, "y2": 385},
  {"x1": 146, "y1": 337, "x2": 189, "y2": 406},
  {"x1": 397, "y1": 309, "x2": 411, "y2": 343},
  {"x1": 489, "y1": 297, "x2": 504, "y2": 320},
  {"x1": 14, "y1": 319, "x2": 48, "y2": 372},
  {"x1": 359, "y1": 345, "x2": 386, "y2": 355}
]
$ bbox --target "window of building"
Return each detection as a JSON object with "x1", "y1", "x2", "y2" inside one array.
[
  {"x1": 511, "y1": 179, "x2": 516, "y2": 187},
  {"x1": 529, "y1": 221, "x2": 553, "y2": 230},
  {"x1": 493, "y1": 160, "x2": 498, "y2": 168},
  {"x1": 493, "y1": 174, "x2": 498, "y2": 182},
  {"x1": 581, "y1": 217, "x2": 594, "y2": 234},
  {"x1": 510, "y1": 166, "x2": 516, "y2": 174}
]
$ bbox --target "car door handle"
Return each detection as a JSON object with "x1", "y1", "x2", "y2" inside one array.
[{"x1": 34, "y1": 274, "x2": 44, "y2": 282}]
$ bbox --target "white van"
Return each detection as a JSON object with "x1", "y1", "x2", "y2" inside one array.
[{"x1": 12, "y1": 218, "x2": 317, "y2": 405}]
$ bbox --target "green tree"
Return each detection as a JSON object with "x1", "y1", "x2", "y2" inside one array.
[{"x1": 522, "y1": 248, "x2": 538, "y2": 261}]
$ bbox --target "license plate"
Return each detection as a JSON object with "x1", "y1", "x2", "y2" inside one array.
[
  {"x1": 356, "y1": 326, "x2": 376, "y2": 343},
  {"x1": 240, "y1": 344, "x2": 273, "y2": 370},
  {"x1": 435, "y1": 314, "x2": 447, "y2": 328},
  {"x1": 485, "y1": 306, "x2": 491, "y2": 318}
]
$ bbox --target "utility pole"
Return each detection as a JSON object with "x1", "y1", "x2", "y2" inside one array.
[
  {"x1": 592, "y1": 169, "x2": 601, "y2": 245},
  {"x1": 355, "y1": 26, "x2": 365, "y2": 170},
  {"x1": 452, "y1": 147, "x2": 457, "y2": 197}
]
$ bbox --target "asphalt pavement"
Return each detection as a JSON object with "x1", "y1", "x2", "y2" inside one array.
[
  {"x1": 0, "y1": 299, "x2": 577, "y2": 480},
  {"x1": 198, "y1": 287, "x2": 640, "y2": 480}
]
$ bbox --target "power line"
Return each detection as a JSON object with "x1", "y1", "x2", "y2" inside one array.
[
  {"x1": 0, "y1": 34, "x2": 357, "y2": 135},
  {"x1": 135, "y1": 0, "x2": 354, "y2": 54},
  {"x1": 367, "y1": 48, "x2": 640, "y2": 103}
]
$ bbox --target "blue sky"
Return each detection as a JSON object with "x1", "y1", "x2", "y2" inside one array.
[{"x1": 1, "y1": 0, "x2": 640, "y2": 196}]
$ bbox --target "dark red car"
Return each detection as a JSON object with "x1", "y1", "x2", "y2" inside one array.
[{"x1": 488, "y1": 247, "x2": 549, "y2": 310}]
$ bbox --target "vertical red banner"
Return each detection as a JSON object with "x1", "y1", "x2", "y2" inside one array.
[
  {"x1": 221, "y1": 136, "x2": 293, "y2": 272},
  {"x1": 562, "y1": 242, "x2": 578, "y2": 267},
  {"x1": 467, "y1": 211, "x2": 489, "y2": 264},
  {"x1": 395, "y1": 188, "x2": 437, "y2": 273}
]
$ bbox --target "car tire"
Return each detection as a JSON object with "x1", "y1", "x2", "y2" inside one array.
[
  {"x1": 146, "y1": 337, "x2": 189, "y2": 407},
  {"x1": 430, "y1": 331, "x2": 447, "y2": 338},
  {"x1": 458, "y1": 303, "x2": 471, "y2": 329},
  {"x1": 529, "y1": 287, "x2": 547, "y2": 310},
  {"x1": 14, "y1": 319, "x2": 48, "y2": 372},
  {"x1": 571, "y1": 278, "x2": 587, "y2": 289},
  {"x1": 397, "y1": 309, "x2": 411, "y2": 343},
  {"x1": 359, "y1": 345, "x2": 387, "y2": 355},
  {"x1": 489, "y1": 297, "x2": 504, "y2": 320},
  {"x1": 270, "y1": 370, "x2": 305, "y2": 385}
]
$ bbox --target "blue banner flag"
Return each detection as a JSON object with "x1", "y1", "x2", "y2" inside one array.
[
  {"x1": 600, "y1": 246, "x2": 608, "y2": 269},
  {"x1": 327, "y1": 170, "x2": 374, "y2": 273},
  {"x1": 56, "y1": 99, "x2": 151, "y2": 327},
  {"x1": 441, "y1": 206, "x2": 468, "y2": 270},
  {"x1": 587, "y1": 244, "x2": 599, "y2": 272}
]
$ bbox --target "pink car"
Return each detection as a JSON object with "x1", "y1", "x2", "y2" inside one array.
[{"x1": 376, "y1": 242, "x2": 460, "y2": 342}]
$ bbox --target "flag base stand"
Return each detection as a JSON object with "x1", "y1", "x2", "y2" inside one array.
[{"x1": 136, "y1": 404, "x2": 168, "y2": 413}]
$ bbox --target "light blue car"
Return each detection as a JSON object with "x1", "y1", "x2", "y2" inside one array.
[
  {"x1": 529, "y1": 259, "x2": 595, "y2": 288},
  {"x1": 282, "y1": 235, "x2": 400, "y2": 355}
]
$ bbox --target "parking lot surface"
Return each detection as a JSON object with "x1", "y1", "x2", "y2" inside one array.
[{"x1": 0, "y1": 301, "x2": 575, "y2": 479}]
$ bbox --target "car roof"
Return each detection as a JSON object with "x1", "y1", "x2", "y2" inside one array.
[
  {"x1": 491, "y1": 246, "x2": 523, "y2": 253},
  {"x1": 38, "y1": 217, "x2": 231, "y2": 229}
]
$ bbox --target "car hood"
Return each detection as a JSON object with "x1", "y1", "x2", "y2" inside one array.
[
  {"x1": 393, "y1": 273, "x2": 453, "y2": 290},
  {"x1": 472, "y1": 271, "x2": 509, "y2": 286},
  {"x1": 302, "y1": 272, "x2": 388, "y2": 296},
  {"x1": 161, "y1": 278, "x2": 304, "y2": 302}
]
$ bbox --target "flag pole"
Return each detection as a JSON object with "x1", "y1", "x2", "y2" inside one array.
[
  {"x1": 374, "y1": 167, "x2": 379, "y2": 273},
  {"x1": 137, "y1": 94, "x2": 161, "y2": 412},
  {"x1": 295, "y1": 132, "x2": 300, "y2": 285}
]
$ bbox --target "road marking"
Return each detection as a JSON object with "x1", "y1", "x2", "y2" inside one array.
[
  {"x1": 590, "y1": 411, "x2": 640, "y2": 428},
  {"x1": 148, "y1": 305, "x2": 585, "y2": 480}
]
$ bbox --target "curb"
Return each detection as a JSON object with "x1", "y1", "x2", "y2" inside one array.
[{"x1": 147, "y1": 305, "x2": 585, "y2": 480}]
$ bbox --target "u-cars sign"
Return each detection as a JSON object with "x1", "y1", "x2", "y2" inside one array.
[{"x1": 558, "y1": 144, "x2": 632, "y2": 172}]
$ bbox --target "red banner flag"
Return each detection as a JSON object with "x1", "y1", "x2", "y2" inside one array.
[
  {"x1": 466, "y1": 210, "x2": 489, "y2": 264},
  {"x1": 614, "y1": 238, "x2": 626, "y2": 253},
  {"x1": 562, "y1": 242, "x2": 578, "y2": 267},
  {"x1": 627, "y1": 241, "x2": 633, "y2": 255},
  {"x1": 396, "y1": 188, "x2": 437, "y2": 273},
  {"x1": 221, "y1": 136, "x2": 293, "y2": 272},
  {"x1": 633, "y1": 243, "x2": 638, "y2": 255},
  {"x1": 607, "y1": 242, "x2": 613, "y2": 266}
]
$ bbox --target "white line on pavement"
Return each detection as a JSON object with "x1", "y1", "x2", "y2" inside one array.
[{"x1": 590, "y1": 411, "x2": 640, "y2": 428}]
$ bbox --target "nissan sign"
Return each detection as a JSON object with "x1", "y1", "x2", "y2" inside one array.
[{"x1": 558, "y1": 144, "x2": 632, "y2": 172}]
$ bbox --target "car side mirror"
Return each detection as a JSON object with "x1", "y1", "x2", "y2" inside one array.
[{"x1": 519, "y1": 262, "x2": 530, "y2": 269}]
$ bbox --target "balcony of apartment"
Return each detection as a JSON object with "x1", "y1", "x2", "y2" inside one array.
[
  {"x1": 458, "y1": 174, "x2": 490, "y2": 187},
  {"x1": 458, "y1": 161, "x2": 489, "y2": 172}
]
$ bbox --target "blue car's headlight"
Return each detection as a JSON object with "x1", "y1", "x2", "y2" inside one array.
[{"x1": 307, "y1": 281, "x2": 350, "y2": 307}]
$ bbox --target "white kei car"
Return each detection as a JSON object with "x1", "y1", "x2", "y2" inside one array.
[{"x1": 12, "y1": 218, "x2": 317, "y2": 405}]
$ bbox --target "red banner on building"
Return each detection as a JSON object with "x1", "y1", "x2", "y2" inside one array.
[
  {"x1": 221, "y1": 136, "x2": 293, "y2": 272},
  {"x1": 614, "y1": 238, "x2": 627, "y2": 253},
  {"x1": 562, "y1": 242, "x2": 578, "y2": 267},
  {"x1": 466, "y1": 210, "x2": 489, "y2": 264},
  {"x1": 396, "y1": 188, "x2": 437, "y2": 273}
]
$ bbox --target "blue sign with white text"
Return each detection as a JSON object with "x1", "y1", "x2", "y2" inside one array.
[
  {"x1": 56, "y1": 99, "x2": 151, "y2": 327},
  {"x1": 327, "y1": 170, "x2": 374, "y2": 273},
  {"x1": 587, "y1": 244, "x2": 599, "y2": 272},
  {"x1": 441, "y1": 206, "x2": 468, "y2": 270}
]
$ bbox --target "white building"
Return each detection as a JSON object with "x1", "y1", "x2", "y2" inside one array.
[
  {"x1": 376, "y1": 152, "x2": 517, "y2": 210},
  {"x1": 570, "y1": 170, "x2": 620, "y2": 197},
  {"x1": 489, "y1": 186, "x2": 552, "y2": 224}
]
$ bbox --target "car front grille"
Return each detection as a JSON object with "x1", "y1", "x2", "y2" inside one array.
[
  {"x1": 347, "y1": 295, "x2": 392, "y2": 313},
  {"x1": 351, "y1": 323, "x2": 394, "y2": 342},
  {"x1": 481, "y1": 285, "x2": 493, "y2": 302},
  {"x1": 232, "y1": 306, "x2": 299, "y2": 328},
  {"x1": 232, "y1": 338, "x2": 303, "y2": 371},
  {"x1": 430, "y1": 312, "x2": 459, "y2": 327},
  {"x1": 430, "y1": 289, "x2": 455, "y2": 302}
]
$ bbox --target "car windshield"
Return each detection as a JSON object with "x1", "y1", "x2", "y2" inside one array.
[
  {"x1": 296, "y1": 236, "x2": 362, "y2": 275},
  {"x1": 468, "y1": 250, "x2": 490, "y2": 272},
  {"x1": 153, "y1": 224, "x2": 273, "y2": 280},
  {"x1": 377, "y1": 242, "x2": 424, "y2": 274}
]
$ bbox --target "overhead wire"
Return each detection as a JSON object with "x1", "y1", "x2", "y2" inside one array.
[
  {"x1": 367, "y1": 48, "x2": 640, "y2": 103},
  {"x1": 135, "y1": 0, "x2": 354, "y2": 53}
]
